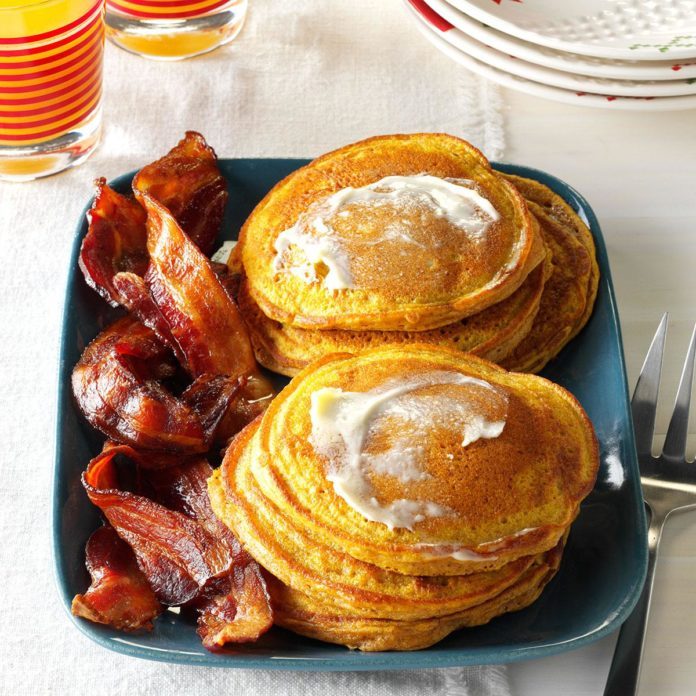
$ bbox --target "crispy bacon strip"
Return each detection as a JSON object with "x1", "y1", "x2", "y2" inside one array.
[
  {"x1": 196, "y1": 564, "x2": 273, "y2": 650},
  {"x1": 80, "y1": 133, "x2": 226, "y2": 311},
  {"x1": 72, "y1": 317, "x2": 242, "y2": 452},
  {"x1": 146, "y1": 460, "x2": 273, "y2": 649},
  {"x1": 181, "y1": 374, "x2": 247, "y2": 446},
  {"x1": 139, "y1": 193, "x2": 257, "y2": 380},
  {"x1": 211, "y1": 261, "x2": 242, "y2": 303},
  {"x1": 110, "y1": 272, "x2": 187, "y2": 366},
  {"x1": 79, "y1": 180, "x2": 148, "y2": 307},
  {"x1": 72, "y1": 525, "x2": 162, "y2": 631},
  {"x1": 83, "y1": 447, "x2": 234, "y2": 605},
  {"x1": 137, "y1": 194, "x2": 276, "y2": 438},
  {"x1": 133, "y1": 131, "x2": 228, "y2": 256},
  {"x1": 80, "y1": 135, "x2": 274, "y2": 442},
  {"x1": 140, "y1": 195, "x2": 276, "y2": 443},
  {"x1": 216, "y1": 373, "x2": 277, "y2": 445},
  {"x1": 81, "y1": 448, "x2": 273, "y2": 647}
]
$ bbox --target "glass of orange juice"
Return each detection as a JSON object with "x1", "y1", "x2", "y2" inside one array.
[
  {"x1": 105, "y1": 0, "x2": 246, "y2": 60},
  {"x1": 0, "y1": 0, "x2": 105, "y2": 181}
]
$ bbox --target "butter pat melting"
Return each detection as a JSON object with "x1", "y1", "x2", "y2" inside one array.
[
  {"x1": 273, "y1": 174, "x2": 500, "y2": 291},
  {"x1": 309, "y1": 371, "x2": 508, "y2": 530}
]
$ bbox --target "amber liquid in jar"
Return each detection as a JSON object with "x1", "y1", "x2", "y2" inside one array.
[{"x1": 105, "y1": 0, "x2": 247, "y2": 60}]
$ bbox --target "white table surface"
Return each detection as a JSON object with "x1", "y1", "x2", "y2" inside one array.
[{"x1": 499, "y1": 91, "x2": 696, "y2": 696}]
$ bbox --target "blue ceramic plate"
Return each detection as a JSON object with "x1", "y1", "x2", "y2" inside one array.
[{"x1": 53, "y1": 159, "x2": 647, "y2": 670}]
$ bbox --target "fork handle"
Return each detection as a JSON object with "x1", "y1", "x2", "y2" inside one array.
[{"x1": 603, "y1": 508, "x2": 664, "y2": 696}]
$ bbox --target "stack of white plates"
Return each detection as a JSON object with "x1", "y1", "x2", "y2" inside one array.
[{"x1": 405, "y1": 0, "x2": 696, "y2": 110}]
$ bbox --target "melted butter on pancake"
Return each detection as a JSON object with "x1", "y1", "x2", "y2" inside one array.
[
  {"x1": 272, "y1": 174, "x2": 501, "y2": 292},
  {"x1": 309, "y1": 370, "x2": 508, "y2": 530},
  {"x1": 414, "y1": 527, "x2": 541, "y2": 562}
]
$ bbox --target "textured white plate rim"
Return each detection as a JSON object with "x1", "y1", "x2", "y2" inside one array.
[
  {"x1": 416, "y1": 1, "x2": 696, "y2": 96},
  {"x1": 406, "y1": 3, "x2": 696, "y2": 110},
  {"x1": 443, "y1": 0, "x2": 696, "y2": 60},
  {"x1": 421, "y1": 0, "x2": 696, "y2": 80}
]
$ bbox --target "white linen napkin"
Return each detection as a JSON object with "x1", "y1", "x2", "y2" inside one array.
[{"x1": 0, "y1": 1, "x2": 507, "y2": 693}]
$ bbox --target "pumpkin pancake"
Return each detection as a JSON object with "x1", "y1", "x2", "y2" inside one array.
[
  {"x1": 238, "y1": 134, "x2": 544, "y2": 331},
  {"x1": 269, "y1": 538, "x2": 564, "y2": 652},
  {"x1": 236, "y1": 253, "x2": 551, "y2": 377},
  {"x1": 208, "y1": 345, "x2": 595, "y2": 651},
  {"x1": 502, "y1": 174, "x2": 596, "y2": 263},
  {"x1": 510, "y1": 174, "x2": 599, "y2": 342},
  {"x1": 501, "y1": 174, "x2": 599, "y2": 372},
  {"x1": 209, "y1": 423, "x2": 547, "y2": 621},
  {"x1": 219, "y1": 345, "x2": 598, "y2": 577},
  {"x1": 499, "y1": 200, "x2": 594, "y2": 373}
]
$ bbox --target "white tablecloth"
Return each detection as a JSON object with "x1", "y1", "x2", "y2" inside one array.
[{"x1": 0, "y1": 1, "x2": 513, "y2": 694}]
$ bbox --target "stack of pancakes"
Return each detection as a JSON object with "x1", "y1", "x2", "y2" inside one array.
[
  {"x1": 231, "y1": 133, "x2": 598, "y2": 376},
  {"x1": 211, "y1": 134, "x2": 601, "y2": 650},
  {"x1": 209, "y1": 345, "x2": 599, "y2": 651}
]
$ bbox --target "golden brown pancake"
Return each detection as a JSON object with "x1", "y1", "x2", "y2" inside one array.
[
  {"x1": 209, "y1": 424, "x2": 546, "y2": 621},
  {"x1": 219, "y1": 345, "x2": 598, "y2": 577},
  {"x1": 236, "y1": 254, "x2": 551, "y2": 377},
  {"x1": 231, "y1": 168, "x2": 599, "y2": 378},
  {"x1": 510, "y1": 174, "x2": 599, "y2": 342},
  {"x1": 238, "y1": 134, "x2": 544, "y2": 331},
  {"x1": 209, "y1": 345, "x2": 596, "y2": 651},
  {"x1": 269, "y1": 538, "x2": 564, "y2": 652},
  {"x1": 502, "y1": 174, "x2": 596, "y2": 261},
  {"x1": 501, "y1": 174, "x2": 599, "y2": 370},
  {"x1": 499, "y1": 199, "x2": 594, "y2": 373}
]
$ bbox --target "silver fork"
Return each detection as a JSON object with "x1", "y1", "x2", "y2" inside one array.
[{"x1": 604, "y1": 314, "x2": 696, "y2": 696}]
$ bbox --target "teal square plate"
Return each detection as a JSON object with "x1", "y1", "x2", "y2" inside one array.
[{"x1": 53, "y1": 159, "x2": 647, "y2": 670}]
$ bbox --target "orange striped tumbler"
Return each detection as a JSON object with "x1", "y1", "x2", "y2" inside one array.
[
  {"x1": 105, "y1": 0, "x2": 247, "y2": 60},
  {"x1": 0, "y1": 0, "x2": 105, "y2": 181}
]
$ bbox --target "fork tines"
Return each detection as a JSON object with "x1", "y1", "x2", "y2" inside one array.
[{"x1": 632, "y1": 313, "x2": 696, "y2": 476}]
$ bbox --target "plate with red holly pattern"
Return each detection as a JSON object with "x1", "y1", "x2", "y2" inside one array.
[
  {"x1": 421, "y1": 0, "x2": 696, "y2": 80},
  {"x1": 407, "y1": 1, "x2": 696, "y2": 109},
  {"x1": 409, "y1": 0, "x2": 696, "y2": 96},
  {"x1": 442, "y1": 0, "x2": 696, "y2": 60}
]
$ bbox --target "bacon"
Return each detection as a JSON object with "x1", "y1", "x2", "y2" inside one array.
[
  {"x1": 146, "y1": 455, "x2": 227, "y2": 529},
  {"x1": 79, "y1": 179, "x2": 148, "y2": 307},
  {"x1": 78, "y1": 190, "x2": 180, "y2": 355},
  {"x1": 80, "y1": 132, "x2": 226, "y2": 312},
  {"x1": 83, "y1": 447, "x2": 234, "y2": 605},
  {"x1": 196, "y1": 563, "x2": 274, "y2": 650},
  {"x1": 182, "y1": 374, "x2": 247, "y2": 445},
  {"x1": 138, "y1": 194, "x2": 276, "y2": 437},
  {"x1": 71, "y1": 525, "x2": 162, "y2": 631},
  {"x1": 73, "y1": 133, "x2": 276, "y2": 650},
  {"x1": 79, "y1": 135, "x2": 273, "y2": 441},
  {"x1": 210, "y1": 261, "x2": 242, "y2": 302},
  {"x1": 72, "y1": 317, "x2": 242, "y2": 453},
  {"x1": 145, "y1": 459, "x2": 273, "y2": 649},
  {"x1": 139, "y1": 193, "x2": 257, "y2": 381},
  {"x1": 110, "y1": 272, "x2": 187, "y2": 366},
  {"x1": 216, "y1": 372, "x2": 277, "y2": 445},
  {"x1": 81, "y1": 448, "x2": 273, "y2": 648},
  {"x1": 133, "y1": 131, "x2": 228, "y2": 256}
]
